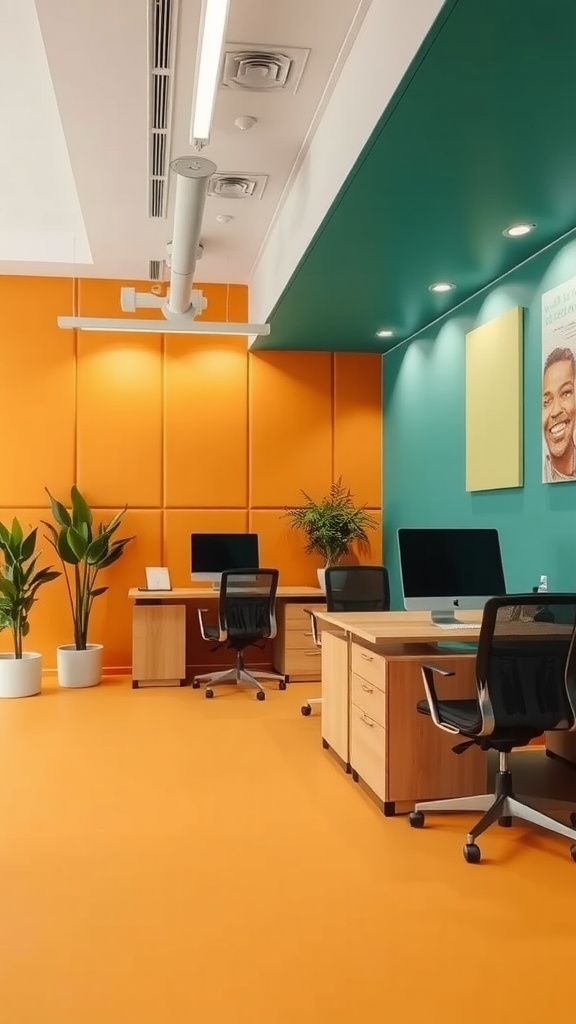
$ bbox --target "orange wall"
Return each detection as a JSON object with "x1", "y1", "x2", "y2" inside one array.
[{"x1": 0, "y1": 276, "x2": 382, "y2": 670}]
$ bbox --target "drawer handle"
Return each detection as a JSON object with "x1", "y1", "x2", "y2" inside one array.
[
  {"x1": 305, "y1": 651, "x2": 321, "y2": 657},
  {"x1": 361, "y1": 652, "x2": 374, "y2": 662},
  {"x1": 361, "y1": 683, "x2": 374, "y2": 693},
  {"x1": 360, "y1": 714, "x2": 374, "y2": 727},
  {"x1": 303, "y1": 631, "x2": 313, "y2": 637}
]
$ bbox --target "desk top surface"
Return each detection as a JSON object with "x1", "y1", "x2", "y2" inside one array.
[
  {"x1": 312, "y1": 609, "x2": 571, "y2": 645},
  {"x1": 129, "y1": 586, "x2": 324, "y2": 601}
]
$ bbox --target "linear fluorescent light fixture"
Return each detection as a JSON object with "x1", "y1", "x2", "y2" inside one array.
[
  {"x1": 57, "y1": 317, "x2": 270, "y2": 336},
  {"x1": 190, "y1": 0, "x2": 231, "y2": 146}
]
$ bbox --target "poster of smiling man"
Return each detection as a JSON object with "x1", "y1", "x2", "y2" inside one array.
[{"x1": 541, "y1": 277, "x2": 576, "y2": 483}]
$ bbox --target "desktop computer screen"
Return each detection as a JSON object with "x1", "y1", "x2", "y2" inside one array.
[
  {"x1": 397, "y1": 527, "x2": 506, "y2": 626},
  {"x1": 190, "y1": 533, "x2": 260, "y2": 585}
]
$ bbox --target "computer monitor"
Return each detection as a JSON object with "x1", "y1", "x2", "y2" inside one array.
[
  {"x1": 190, "y1": 533, "x2": 259, "y2": 586},
  {"x1": 397, "y1": 527, "x2": 506, "y2": 626}
]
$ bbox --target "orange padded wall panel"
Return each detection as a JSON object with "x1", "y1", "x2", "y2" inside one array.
[
  {"x1": 0, "y1": 277, "x2": 75, "y2": 505},
  {"x1": 249, "y1": 352, "x2": 333, "y2": 507},
  {"x1": 0, "y1": 276, "x2": 382, "y2": 669},
  {"x1": 164, "y1": 338, "x2": 247, "y2": 508},
  {"x1": 334, "y1": 353, "x2": 382, "y2": 508}
]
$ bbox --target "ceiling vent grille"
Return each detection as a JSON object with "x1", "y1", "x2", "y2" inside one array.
[
  {"x1": 221, "y1": 43, "x2": 309, "y2": 93},
  {"x1": 208, "y1": 174, "x2": 268, "y2": 200},
  {"x1": 147, "y1": 0, "x2": 179, "y2": 218}
]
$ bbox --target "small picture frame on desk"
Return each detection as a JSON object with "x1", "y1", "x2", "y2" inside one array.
[{"x1": 144, "y1": 567, "x2": 172, "y2": 591}]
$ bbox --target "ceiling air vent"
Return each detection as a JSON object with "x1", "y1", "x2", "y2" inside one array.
[
  {"x1": 221, "y1": 44, "x2": 309, "y2": 94},
  {"x1": 147, "y1": 0, "x2": 179, "y2": 218},
  {"x1": 208, "y1": 174, "x2": 268, "y2": 200}
]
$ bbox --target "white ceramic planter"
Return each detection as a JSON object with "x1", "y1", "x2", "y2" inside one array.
[
  {"x1": 317, "y1": 567, "x2": 327, "y2": 593},
  {"x1": 0, "y1": 652, "x2": 42, "y2": 698},
  {"x1": 57, "y1": 644, "x2": 103, "y2": 688}
]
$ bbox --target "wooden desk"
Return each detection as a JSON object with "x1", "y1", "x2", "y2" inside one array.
[
  {"x1": 129, "y1": 586, "x2": 324, "y2": 688},
  {"x1": 313, "y1": 609, "x2": 486, "y2": 815}
]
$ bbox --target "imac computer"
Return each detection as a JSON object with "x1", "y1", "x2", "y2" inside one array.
[
  {"x1": 190, "y1": 533, "x2": 259, "y2": 587},
  {"x1": 397, "y1": 527, "x2": 506, "y2": 628}
]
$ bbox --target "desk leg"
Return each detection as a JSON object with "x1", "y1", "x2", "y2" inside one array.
[{"x1": 132, "y1": 603, "x2": 186, "y2": 687}]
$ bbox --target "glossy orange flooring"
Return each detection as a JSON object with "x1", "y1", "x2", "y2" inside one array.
[{"x1": 0, "y1": 675, "x2": 575, "y2": 1024}]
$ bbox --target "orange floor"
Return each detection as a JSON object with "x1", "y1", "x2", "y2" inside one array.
[{"x1": 0, "y1": 675, "x2": 575, "y2": 1024}]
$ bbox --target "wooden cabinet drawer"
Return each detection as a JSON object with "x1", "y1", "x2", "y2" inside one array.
[
  {"x1": 273, "y1": 641, "x2": 321, "y2": 677},
  {"x1": 351, "y1": 643, "x2": 386, "y2": 690},
  {"x1": 282, "y1": 603, "x2": 320, "y2": 627},
  {"x1": 350, "y1": 671, "x2": 385, "y2": 727},
  {"x1": 350, "y1": 703, "x2": 386, "y2": 801},
  {"x1": 282, "y1": 625, "x2": 317, "y2": 651}
]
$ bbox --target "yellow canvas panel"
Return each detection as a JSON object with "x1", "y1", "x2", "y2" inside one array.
[{"x1": 466, "y1": 307, "x2": 523, "y2": 491}]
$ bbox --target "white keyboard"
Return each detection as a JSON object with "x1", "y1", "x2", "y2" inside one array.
[{"x1": 435, "y1": 622, "x2": 481, "y2": 631}]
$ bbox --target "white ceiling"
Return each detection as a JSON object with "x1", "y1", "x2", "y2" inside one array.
[{"x1": 0, "y1": 0, "x2": 444, "y2": 307}]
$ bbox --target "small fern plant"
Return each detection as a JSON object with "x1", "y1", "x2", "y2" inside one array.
[{"x1": 283, "y1": 478, "x2": 378, "y2": 566}]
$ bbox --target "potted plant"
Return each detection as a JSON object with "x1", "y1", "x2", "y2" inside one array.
[
  {"x1": 0, "y1": 518, "x2": 60, "y2": 697},
  {"x1": 283, "y1": 478, "x2": 378, "y2": 590},
  {"x1": 43, "y1": 486, "x2": 133, "y2": 688}
]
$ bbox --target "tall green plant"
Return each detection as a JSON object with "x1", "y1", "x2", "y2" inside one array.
[
  {"x1": 0, "y1": 519, "x2": 60, "y2": 658},
  {"x1": 43, "y1": 486, "x2": 133, "y2": 650},
  {"x1": 283, "y1": 478, "x2": 378, "y2": 566}
]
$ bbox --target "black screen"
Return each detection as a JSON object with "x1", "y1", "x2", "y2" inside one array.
[
  {"x1": 398, "y1": 528, "x2": 505, "y2": 599},
  {"x1": 191, "y1": 533, "x2": 259, "y2": 573}
]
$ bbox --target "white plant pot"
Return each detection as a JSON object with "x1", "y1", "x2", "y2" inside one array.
[
  {"x1": 57, "y1": 644, "x2": 103, "y2": 688},
  {"x1": 317, "y1": 567, "x2": 327, "y2": 593},
  {"x1": 0, "y1": 652, "x2": 42, "y2": 698}
]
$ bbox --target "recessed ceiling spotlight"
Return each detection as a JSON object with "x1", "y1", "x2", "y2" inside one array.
[
  {"x1": 376, "y1": 329, "x2": 393, "y2": 338},
  {"x1": 216, "y1": 214, "x2": 234, "y2": 223},
  {"x1": 503, "y1": 222, "x2": 536, "y2": 238},
  {"x1": 429, "y1": 281, "x2": 456, "y2": 293}
]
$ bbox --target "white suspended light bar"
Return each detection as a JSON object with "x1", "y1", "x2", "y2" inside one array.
[
  {"x1": 190, "y1": 0, "x2": 231, "y2": 147},
  {"x1": 57, "y1": 317, "x2": 270, "y2": 336}
]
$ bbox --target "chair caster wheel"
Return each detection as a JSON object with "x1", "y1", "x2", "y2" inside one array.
[
  {"x1": 463, "y1": 843, "x2": 481, "y2": 864},
  {"x1": 205, "y1": 688, "x2": 214, "y2": 699},
  {"x1": 570, "y1": 812, "x2": 576, "y2": 828},
  {"x1": 301, "y1": 704, "x2": 312, "y2": 716},
  {"x1": 256, "y1": 690, "x2": 265, "y2": 701},
  {"x1": 570, "y1": 845, "x2": 576, "y2": 862},
  {"x1": 279, "y1": 680, "x2": 287, "y2": 690},
  {"x1": 409, "y1": 811, "x2": 425, "y2": 828},
  {"x1": 192, "y1": 680, "x2": 200, "y2": 689},
  {"x1": 498, "y1": 816, "x2": 512, "y2": 827}
]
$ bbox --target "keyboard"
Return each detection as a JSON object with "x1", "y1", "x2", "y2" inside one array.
[{"x1": 435, "y1": 622, "x2": 481, "y2": 631}]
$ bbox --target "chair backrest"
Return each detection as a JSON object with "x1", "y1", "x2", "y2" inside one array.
[
  {"x1": 325, "y1": 566, "x2": 390, "y2": 612},
  {"x1": 218, "y1": 569, "x2": 279, "y2": 642},
  {"x1": 475, "y1": 593, "x2": 576, "y2": 738}
]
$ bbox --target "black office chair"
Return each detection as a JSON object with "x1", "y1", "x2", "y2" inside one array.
[
  {"x1": 409, "y1": 593, "x2": 576, "y2": 862},
  {"x1": 192, "y1": 569, "x2": 286, "y2": 700},
  {"x1": 301, "y1": 565, "x2": 390, "y2": 716}
]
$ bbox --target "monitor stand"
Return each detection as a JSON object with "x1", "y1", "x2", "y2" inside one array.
[{"x1": 431, "y1": 610, "x2": 460, "y2": 626}]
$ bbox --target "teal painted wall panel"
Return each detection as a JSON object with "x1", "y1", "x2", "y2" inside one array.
[{"x1": 384, "y1": 233, "x2": 576, "y2": 608}]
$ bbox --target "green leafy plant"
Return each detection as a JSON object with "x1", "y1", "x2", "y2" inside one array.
[
  {"x1": 43, "y1": 486, "x2": 133, "y2": 651},
  {"x1": 283, "y1": 478, "x2": 378, "y2": 566},
  {"x1": 0, "y1": 518, "x2": 60, "y2": 658}
]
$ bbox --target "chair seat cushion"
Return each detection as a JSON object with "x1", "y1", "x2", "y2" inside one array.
[
  {"x1": 417, "y1": 698, "x2": 482, "y2": 734},
  {"x1": 203, "y1": 625, "x2": 220, "y2": 641}
]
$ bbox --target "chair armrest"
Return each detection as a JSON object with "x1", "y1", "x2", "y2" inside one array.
[
  {"x1": 309, "y1": 612, "x2": 322, "y2": 648},
  {"x1": 420, "y1": 663, "x2": 459, "y2": 735},
  {"x1": 197, "y1": 607, "x2": 226, "y2": 642}
]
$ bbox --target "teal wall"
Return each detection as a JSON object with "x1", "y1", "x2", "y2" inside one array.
[{"x1": 384, "y1": 232, "x2": 576, "y2": 608}]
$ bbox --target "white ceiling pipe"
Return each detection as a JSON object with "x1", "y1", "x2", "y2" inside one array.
[{"x1": 167, "y1": 155, "x2": 217, "y2": 316}]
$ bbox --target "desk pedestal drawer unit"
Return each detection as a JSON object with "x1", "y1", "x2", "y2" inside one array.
[
  {"x1": 273, "y1": 601, "x2": 322, "y2": 681},
  {"x1": 132, "y1": 603, "x2": 186, "y2": 688}
]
